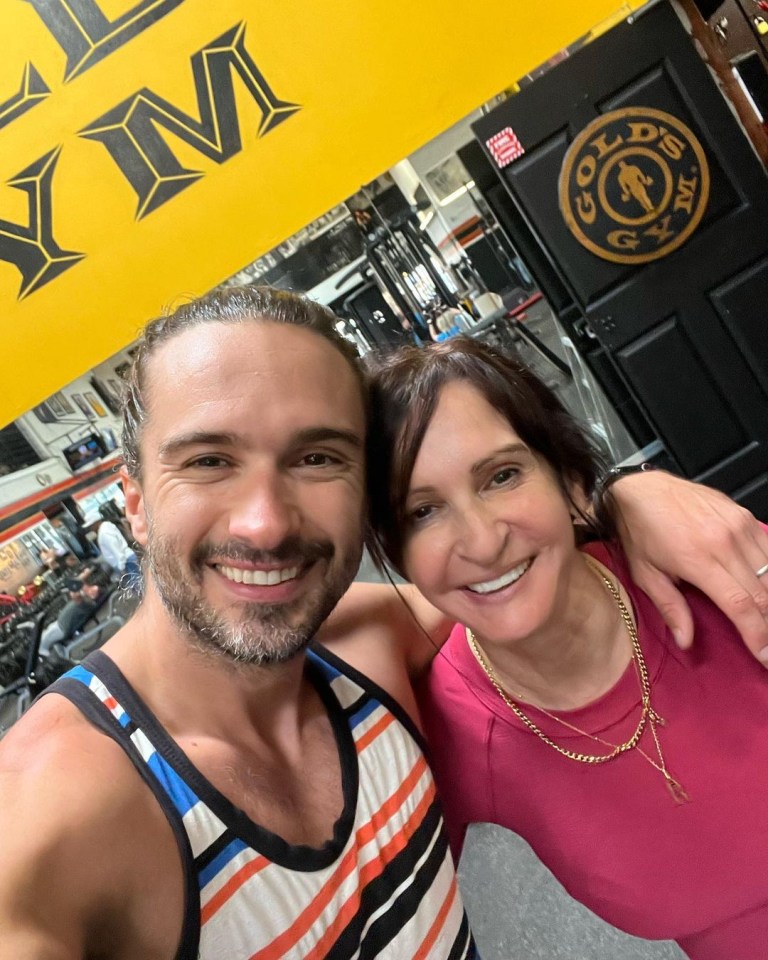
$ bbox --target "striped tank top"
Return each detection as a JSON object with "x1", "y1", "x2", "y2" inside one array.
[{"x1": 47, "y1": 646, "x2": 477, "y2": 960}]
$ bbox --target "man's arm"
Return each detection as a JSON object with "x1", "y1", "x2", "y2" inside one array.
[
  {"x1": 607, "y1": 471, "x2": 768, "y2": 660},
  {"x1": 0, "y1": 706, "x2": 108, "y2": 958}
]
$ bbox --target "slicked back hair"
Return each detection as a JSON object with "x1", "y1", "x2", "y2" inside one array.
[{"x1": 121, "y1": 286, "x2": 364, "y2": 479}]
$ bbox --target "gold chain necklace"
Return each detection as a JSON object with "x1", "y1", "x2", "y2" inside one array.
[{"x1": 465, "y1": 558, "x2": 689, "y2": 803}]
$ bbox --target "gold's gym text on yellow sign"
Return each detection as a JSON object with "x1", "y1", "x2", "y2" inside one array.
[
  {"x1": 2, "y1": 8, "x2": 299, "y2": 298},
  {"x1": 1, "y1": 0, "x2": 647, "y2": 426},
  {"x1": 559, "y1": 107, "x2": 710, "y2": 265}
]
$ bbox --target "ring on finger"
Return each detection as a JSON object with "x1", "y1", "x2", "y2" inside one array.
[{"x1": 756, "y1": 562, "x2": 768, "y2": 578}]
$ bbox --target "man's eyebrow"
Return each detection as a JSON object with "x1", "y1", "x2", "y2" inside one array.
[
  {"x1": 158, "y1": 432, "x2": 241, "y2": 459},
  {"x1": 292, "y1": 427, "x2": 363, "y2": 449},
  {"x1": 158, "y1": 427, "x2": 363, "y2": 460}
]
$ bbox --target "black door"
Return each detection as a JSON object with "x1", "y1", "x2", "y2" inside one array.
[{"x1": 472, "y1": 1, "x2": 768, "y2": 518}]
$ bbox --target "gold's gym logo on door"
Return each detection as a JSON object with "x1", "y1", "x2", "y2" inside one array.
[{"x1": 559, "y1": 107, "x2": 710, "y2": 265}]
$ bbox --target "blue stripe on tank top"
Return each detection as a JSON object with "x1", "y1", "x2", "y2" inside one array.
[
  {"x1": 307, "y1": 648, "x2": 341, "y2": 679},
  {"x1": 146, "y1": 750, "x2": 200, "y2": 816},
  {"x1": 65, "y1": 665, "x2": 133, "y2": 727},
  {"x1": 349, "y1": 698, "x2": 380, "y2": 729},
  {"x1": 65, "y1": 664, "x2": 94, "y2": 687},
  {"x1": 198, "y1": 837, "x2": 249, "y2": 889}
]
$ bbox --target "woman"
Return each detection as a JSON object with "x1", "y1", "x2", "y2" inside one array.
[{"x1": 356, "y1": 337, "x2": 768, "y2": 958}]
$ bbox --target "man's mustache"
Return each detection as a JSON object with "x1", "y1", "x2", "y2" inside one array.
[{"x1": 192, "y1": 536, "x2": 334, "y2": 568}]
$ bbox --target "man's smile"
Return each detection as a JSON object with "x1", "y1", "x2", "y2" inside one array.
[{"x1": 215, "y1": 564, "x2": 300, "y2": 586}]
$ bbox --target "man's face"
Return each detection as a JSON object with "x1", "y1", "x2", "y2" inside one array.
[{"x1": 123, "y1": 321, "x2": 366, "y2": 665}]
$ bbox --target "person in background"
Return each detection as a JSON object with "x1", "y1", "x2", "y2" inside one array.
[
  {"x1": 39, "y1": 549, "x2": 95, "y2": 588},
  {"x1": 95, "y1": 510, "x2": 140, "y2": 586},
  {"x1": 39, "y1": 548, "x2": 66, "y2": 586},
  {"x1": 39, "y1": 579, "x2": 102, "y2": 655},
  {"x1": 50, "y1": 514, "x2": 95, "y2": 561}
]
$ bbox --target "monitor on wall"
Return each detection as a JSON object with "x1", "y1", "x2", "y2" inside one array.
[{"x1": 62, "y1": 433, "x2": 107, "y2": 473}]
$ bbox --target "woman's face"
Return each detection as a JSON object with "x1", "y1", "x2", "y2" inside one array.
[{"x1": 400, "y1": 380, "x2": 584, "y2": 648}]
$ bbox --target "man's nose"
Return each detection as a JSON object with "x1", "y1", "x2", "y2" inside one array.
[{"x1": 227, "y1": 473, "x2": 299, "y2": 550}]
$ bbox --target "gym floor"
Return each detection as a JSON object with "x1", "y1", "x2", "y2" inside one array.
[{"x1": 459, "y1": 825, "x2": 684, "y2": 959}]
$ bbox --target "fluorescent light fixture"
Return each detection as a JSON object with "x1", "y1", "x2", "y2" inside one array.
[{"x1": 438, "y1": 180, "x2": 475, "y2": 206}]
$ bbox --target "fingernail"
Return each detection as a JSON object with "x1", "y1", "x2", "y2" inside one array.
[{"x1": 758, "y1": 647, "x2": 768, "y2": 665}]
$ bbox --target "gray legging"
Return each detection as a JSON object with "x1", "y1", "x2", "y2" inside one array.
[{"x1": 39, "y1": 621, "x2": 65, "y2": 656}]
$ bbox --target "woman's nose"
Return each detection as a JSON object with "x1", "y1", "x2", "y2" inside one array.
[{"x1": 455, "y1": 501, "x2": 508, "y2": 566}]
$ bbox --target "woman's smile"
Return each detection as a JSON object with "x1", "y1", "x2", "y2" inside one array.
[{"x1": 464, "y1": 557, "x2": 533, "y2": 595}]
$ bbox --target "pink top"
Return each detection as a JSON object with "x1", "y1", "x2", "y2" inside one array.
[{"x1": 416, "y1": 542, "x2": 768, "y2": 959}]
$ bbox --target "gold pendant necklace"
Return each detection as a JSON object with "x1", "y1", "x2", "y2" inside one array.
[{"x1": 465, "y1": 557, "x2": 689, "y2": 804}]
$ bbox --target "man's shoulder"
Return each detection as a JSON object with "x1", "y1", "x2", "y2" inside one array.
[
  {"x1": 0, "y1": 693, "x2": 147, "y2": 824},
  {"x1": 0, "y1": 692, "x2": 165, "y2": 869},
  {"x1": 0, "y1": 695, "x2": 185, "y2": 957}
]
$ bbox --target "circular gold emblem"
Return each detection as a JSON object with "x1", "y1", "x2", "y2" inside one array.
[{"x1": 559, "y1": 107, "x2": 710, "y2": 265}]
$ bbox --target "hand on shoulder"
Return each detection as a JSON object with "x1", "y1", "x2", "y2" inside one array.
[{"x1": 607, "y1": 469, "x2": 768, "y2": 660}]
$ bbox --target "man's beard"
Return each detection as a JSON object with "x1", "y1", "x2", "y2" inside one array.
[{"x1": 144, "y1": 524, "x2": 361, "y2": 666}]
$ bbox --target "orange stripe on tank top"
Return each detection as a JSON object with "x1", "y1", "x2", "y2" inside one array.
[
  {"x1": 244, "y1": 757, "x2": 434, "y2": 960},
  {"x1": 413, "y1": 875, "x2": 460, "y2": 960},
  {"x1": 294, "y1": 782, "x2": 438, "y2": 960},
  {"x1": 200, "y1": 854, "x2": 269, "y2": 925},
  {"x1": 354, "y1": 710, "x2": 395, "y2": 753},
  {"x1": 201, "y1": 753, "x2": 429, "y2": 929}
]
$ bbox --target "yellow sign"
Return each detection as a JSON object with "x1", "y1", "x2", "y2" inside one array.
[
  {"x1": 1, "y1": 0, "x2": 646, "y2": 426},
  {"x1": 559, "y1": 107, "x2": 710, "y2": 264},
  {"x1": 0, "y1": 540, "x2": 39, "y2": 594}
]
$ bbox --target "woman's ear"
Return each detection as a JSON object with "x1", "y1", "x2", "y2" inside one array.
[{"x1": 565, "y1": 477, "x2": 591, "y2": 523}]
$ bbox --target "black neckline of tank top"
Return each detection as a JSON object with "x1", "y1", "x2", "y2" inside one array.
[{"x1": 85, "y1": 648, "x2": 360, "y2": 872}]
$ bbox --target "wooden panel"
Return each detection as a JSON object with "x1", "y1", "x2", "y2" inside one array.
[
  {"x1": 710, "y1": 258, "x2": 768, "y2": 393},
  {"x1": 616, "y1": 316, "x2": 749, "y2": 475}
]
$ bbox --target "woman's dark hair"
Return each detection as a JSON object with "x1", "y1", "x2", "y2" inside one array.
[{"x1": 365, "y1": 337, "x2": 610, "y2": 576}]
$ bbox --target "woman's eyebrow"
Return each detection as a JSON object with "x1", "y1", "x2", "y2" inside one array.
[
  {"x1": 407, "y1": 444, "x2": 530, "y2": 497},
  {"x1": 470, "y1": 443, "x2": 529, "y2": 477}
]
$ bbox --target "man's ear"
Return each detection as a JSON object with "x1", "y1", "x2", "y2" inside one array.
[{"x1": 120, "y1": 467, "x2": 148, "y2": 546}]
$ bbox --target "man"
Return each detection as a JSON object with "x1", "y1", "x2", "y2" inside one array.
[
  {"x1": 95, "y1": 514, "x2": 140, "y2": 586},
  {"x1": 50, "y1": 515, "x2": 95, "y2": 562},
  {"x1": 39, "y1": 580, "x2": 103, "y2": 656},
  {"x1": 0, "y1": 286, "x2": 765, "y2": 959}
]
